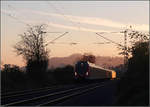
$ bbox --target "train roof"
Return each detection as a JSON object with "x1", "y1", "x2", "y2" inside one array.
[{"x1": 88, "y1": 62, "x2": 115, "y2": 72}]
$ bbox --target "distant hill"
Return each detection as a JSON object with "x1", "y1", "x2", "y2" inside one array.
[
  {"x1": 95, "y1": 56, "x2": 124, "y2": 68},
  {"x1": 48, "y1": 53, "x2": 123, "y2": 69},
  {"x1": 48, "y1": 54, "x2": 82, "y2": 69}
]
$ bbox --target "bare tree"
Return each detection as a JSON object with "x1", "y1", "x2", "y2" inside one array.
[
  {"x1": 14, "y1": 24, "x2": 49, "y2": 85},
  {"x1": 14, "y1": 24, "x2": 49, "y2": 61},
  {"x1": 118, "y1": 30, "x2": 149, "y2": 57},
  {"x1": 80, "y1": 53, "x2": 96, "y2": 63}
]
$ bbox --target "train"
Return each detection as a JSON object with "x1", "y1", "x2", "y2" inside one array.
[{"x1": 74, "y1": 61, "x2": 116, "y2": 80}]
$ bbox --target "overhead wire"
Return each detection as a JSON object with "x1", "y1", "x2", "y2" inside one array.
[
  {"x1": 46, "y1": 1, "x2": 81, "y2": 31},
  {"x1": 2, "y1": 11, "x2": 30, "y2": 27},
  {"x1": 44, "y1": 32, "x2": 69, "y2": 46},
  {"x1": 7, "y1": 4, "x2": 46, "y2": 26},
  {"x1": 7, "y1": 4, "x2": 71, "y2": 45},
  {"x1": 45, "y1": 2, "x2": 144, "y2": 7},
  {"x1": 48, "y1": 42, "x2": 78, "y2": 45},
  {"x1": 45, "y1": 1, "x2": 82, "y2": 45},
  {"x1": 46, "y1": 32, "x2": 63, "y2": 33},
  {"x1": 4, "y1": 3, "x2": 126, "y2": 48},
  {"x1": 57, "y1": 2, "x2": 81, "y2": 31},
  {"x1": 96, "y1": 31, "x2": 123, "y2": 34},
  {"x1": 95, "y1": 33, "x2": 124, "y2": 47},
  {"x1": 45, "y1": 1, "x2": 125, "y2": 47},
  {"x1": 3, "y1": 4, "x2": 31, "y2": 27},
  {"x1": 93, "y1": 42, "x2": 111, "y2": 44}
]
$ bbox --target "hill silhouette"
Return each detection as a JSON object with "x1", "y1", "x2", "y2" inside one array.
[{"x1": 48, "y1": 53, "x2": 123, "y2": 69}]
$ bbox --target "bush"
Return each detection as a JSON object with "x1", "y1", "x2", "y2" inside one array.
[
  {"x1": 26, "y1": 59, "x2": 48, "y2": 87},
  {"x1": 1, "y1": 64, "x2": 75, "y2": 92},
  {"x1": 53, "y1": 65, "x2": 74, "y2": 84},
  {"x1": 115, "y1": 41, "x2": 149, "y2": 106},
  {"x1": 1, "y1": 65, "x2": 27, "y2": 92}
]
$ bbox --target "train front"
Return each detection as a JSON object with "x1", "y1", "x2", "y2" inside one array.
[{"x1": 74, "y1": 61, "x2": 90, "y2": 80}]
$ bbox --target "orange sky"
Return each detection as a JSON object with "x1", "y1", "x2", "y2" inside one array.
[{"x1": 1, "y1": 1, "x2": 149, "y2": 67}]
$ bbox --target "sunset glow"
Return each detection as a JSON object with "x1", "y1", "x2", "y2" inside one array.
[{"x1": 1, "y1": 1, "x2": 149, "y2": 67}]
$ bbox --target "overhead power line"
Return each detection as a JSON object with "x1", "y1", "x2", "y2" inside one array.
[
  {"x1": 48, "y1": 42, "x2": 78, "y2": 45},
  {"x1": 95, "y1": 33, "x2": 123, "y2": 47},
  {"x1": 93, "y1": 42, "x2": 111, "y2": 44},
  {"x1": 96, "y1": 31, "x2": 122, "y2": 34},
  {"x1": 97, "y1": 27, "x2": 132, "y2": 72},
  {"x1": 57, "y1": 2, "x2": 81, "y2": 31},
  {"x1": 45, "y1": 32, "x2": 69, "y2": 46},
  {"x1": 49, "y1": 42, "x2": 111, "y2": 45},
  {"x1": 46, "y1": 32, "x2": 63, "y2": 33},
  {"x1": 69, "y1": 42, "x2": 78, "y2": 45},
  {"x1": 2, "y1": 11, "x2": 30, "y2": 27},
  {"x1": 46, "y1": 1, "x2": 81, "y2": 31},
  {"x1": 5, "y1": 4, "x2": 31, "y2": 27}
]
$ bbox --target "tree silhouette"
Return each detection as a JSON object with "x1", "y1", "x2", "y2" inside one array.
[
  {"x1": 1, "y1": 64, "x2": 26, "y2": 92},
  {"x1": 118, "y1": 30, "x2": 149, "y2": 57},
  {"x1": 14, "y1": 24, "x2": 49, "y2": 86},
  {"x1": 80, "y1": 53, "x2": 96, "y2": 63},
  {"x1": 116, "y1": 30, "x2": 149, "y2": 105}
]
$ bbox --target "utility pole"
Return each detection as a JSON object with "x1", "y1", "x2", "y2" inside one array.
[
  {"x1": 96, "y1": 30, "x2": 129, "y2": 72},
  {"x1": 123, "y1": 29, "x2": 128, "y2": 72}
]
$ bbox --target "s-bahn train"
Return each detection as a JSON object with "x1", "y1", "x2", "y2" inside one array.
[{"x1": 74, "y1": 61, "x2": 116, "y2": 80}]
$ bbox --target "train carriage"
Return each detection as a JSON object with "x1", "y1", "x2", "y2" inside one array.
[{"x1": 74, "y1": 61, "x2": 116, "y2": 80}]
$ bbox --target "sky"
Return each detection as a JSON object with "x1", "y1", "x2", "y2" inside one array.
[{"x1": 1, "y1": 1, "x2": 149, "y2": 67}]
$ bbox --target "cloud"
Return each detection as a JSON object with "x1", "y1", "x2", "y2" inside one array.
[
  {"x1": 27, "y1": 9, "x2": 148, "y2": 31},
  {"x1": 49, "y1": 13, "x2": 149, "y2": 32},
  {"x1": 47, "y1": 22, "x2": 112, "y2": 32},
  {"x1": 2, "y1": 9, "x2": 113, "y2": 32},
  {"x1": 23, "y1": 9, "x2": 148, "y2": 31},
  {"x1": 2, "y1": 8, "x2": 149, "y2": 32}
]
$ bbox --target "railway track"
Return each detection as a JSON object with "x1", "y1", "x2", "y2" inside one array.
[
  {"x1": 1, "y1": 85, "x2": 61, "y2": 97},
  {"x1": 1, "y1": 83, "x2": 85, "y2": 105},
  {"x1": 40, "y1": 84, "x2": 104, "y2": 106},
  {"x1": 1, "y1": 85, "x2": 61, "y2": 98},
  {"x1": 2, "y1": 82, "x2": 105, "y2": 106}
]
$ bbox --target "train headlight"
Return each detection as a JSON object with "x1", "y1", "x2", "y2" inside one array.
[
  {"x1": 75, "y1": 72, "x2": 77, "y2": 76},
  {"x1": 86, "y1": 72, "x2": 89, "y2": 76}
]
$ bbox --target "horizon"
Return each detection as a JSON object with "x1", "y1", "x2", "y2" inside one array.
[{"x1": 1, "y1": 53, "x2": 124, "y2": 68}]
